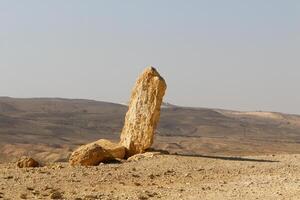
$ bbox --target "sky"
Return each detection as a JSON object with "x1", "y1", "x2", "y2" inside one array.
[{"x1": 0, "y1": 1, "x2": 299, "y2": 114}]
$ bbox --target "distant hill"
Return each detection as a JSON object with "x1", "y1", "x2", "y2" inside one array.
[{"x1": 0, "y1": 97, "x2": 299, "y2": 162}]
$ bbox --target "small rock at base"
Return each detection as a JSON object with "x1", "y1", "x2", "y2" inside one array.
[
  {"x1": 17, "y1": 157, "x2": 39, "y2": 168},
  {"x1": 69, "y1": 139, "x2": 125, "y2": 166},
  {"x1": 127, "y1": 152, "x2": 160, "y2": 162}
]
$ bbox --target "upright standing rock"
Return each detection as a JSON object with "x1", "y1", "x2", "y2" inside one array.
[{"x1": 120, "y1": 67, "x2": 167, "y2": 156}]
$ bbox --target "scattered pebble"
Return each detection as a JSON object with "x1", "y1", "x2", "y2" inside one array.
[{"x1": 50, "y1": 191, "x2": 63, "y2": 199}]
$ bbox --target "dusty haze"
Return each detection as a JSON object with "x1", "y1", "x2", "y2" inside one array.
[{"x1": 0, "y1": 1, "x2": 299, "y2": 114}]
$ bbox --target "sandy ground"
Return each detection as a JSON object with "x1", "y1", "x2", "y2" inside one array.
[{"x1": 0, "y1": 153, "x2": 299, "y2": 200}]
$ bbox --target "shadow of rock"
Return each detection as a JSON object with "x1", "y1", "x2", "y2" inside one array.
[
  {"x1": 150, "y1": 148, "x2": 279, "y2": 163},
  {"x1": 174, "y1": 153, "x2": 279, "y2": 163}
]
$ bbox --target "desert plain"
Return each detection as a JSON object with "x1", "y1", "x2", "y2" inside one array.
[{"x1": 0, "y1": 97, "x2": 300, "y2": 199}]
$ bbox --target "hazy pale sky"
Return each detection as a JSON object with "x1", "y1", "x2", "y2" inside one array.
[{"x1": 0, "y1": 1, "x2": 299, "y2": 114}]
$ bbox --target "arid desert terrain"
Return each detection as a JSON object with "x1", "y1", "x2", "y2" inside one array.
[
  {"x1": 0, "y1": 153, "x2": 299, "y2": 199},
  {"x1": 0, "y1": 97, "x2": 300, "y2": 162},
  {"x1": 0, "y1": 97, "x2": 300, "y2": 199}
]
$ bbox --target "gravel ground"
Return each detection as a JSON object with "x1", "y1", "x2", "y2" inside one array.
[{"x1": 0, "y1": 153, "x2": 299, "y2": 200}]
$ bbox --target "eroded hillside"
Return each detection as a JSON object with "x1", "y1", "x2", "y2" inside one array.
[{"x1": 0, "y1": 97, "x2": 300, "y2": 162}]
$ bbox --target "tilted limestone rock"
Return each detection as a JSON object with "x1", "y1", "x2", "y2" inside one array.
[
  {"x1": 17, "y1": 157, "x2": 39, "y2": 168},
  {"x1": 120, "y1": 67, "x2": 167, "y2": 156},
  {"x1": 69, "y1": 139, "x2": 125, "y2": 166}
]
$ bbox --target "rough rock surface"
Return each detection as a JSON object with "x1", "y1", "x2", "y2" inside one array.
[
  {"x1": 93, "y1": 139, "x2": 125, "y2": 160},
  {"x1": 120, "y1": 67, "x2": 167, "y2": 156},
  {"x1": 17, "y1": 157, "x2": 39, "y2": 168},
  {"x1": 69, "y1": 139, "x2": 125, "y2": 166}
]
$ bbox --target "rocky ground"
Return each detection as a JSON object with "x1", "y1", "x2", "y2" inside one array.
[{"x1": 0, "y1": 152, "x2": 299, "y2": 200}]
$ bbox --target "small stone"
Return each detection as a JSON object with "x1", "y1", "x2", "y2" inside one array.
[
  {"x1": 145, "y1": 191, "x2": 158, "y2": 197},
  {"x1": 164, "y1": 169, "x2": 175, "y2": 175},
  {"x1": 26, "y1": 187, "x2": 34, "y2": 191},
  {"x1": 137, "y1": 194, "x2": 148, "y2": 200},
  {"x1": 50, "y1": 191, "x2": 63, "y2": 199},
  {"x1": 44, "y1": 186, "x2": 53, "y2": 191},
  {"x1": 132, "y1": 174, "x2": 140, "y2": 178},
  {"x1": 17, "y1": 157, "x2": 39, "y2": 168},
  {"x1": 127, "y1": 152, "x2": 160, "y2": 162},
  {"x1": 84, "y1": 195, "x2": 98, "y2": 199},
  {"x1": 134, "y1": 182, "x2": 141, "y2": 186},
  {"x1": 148, "y1": 174, "x2": 155, "y2": 179},
  {"x1": 32, "y1": 190, "x2": 40, "y2": 195}
]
